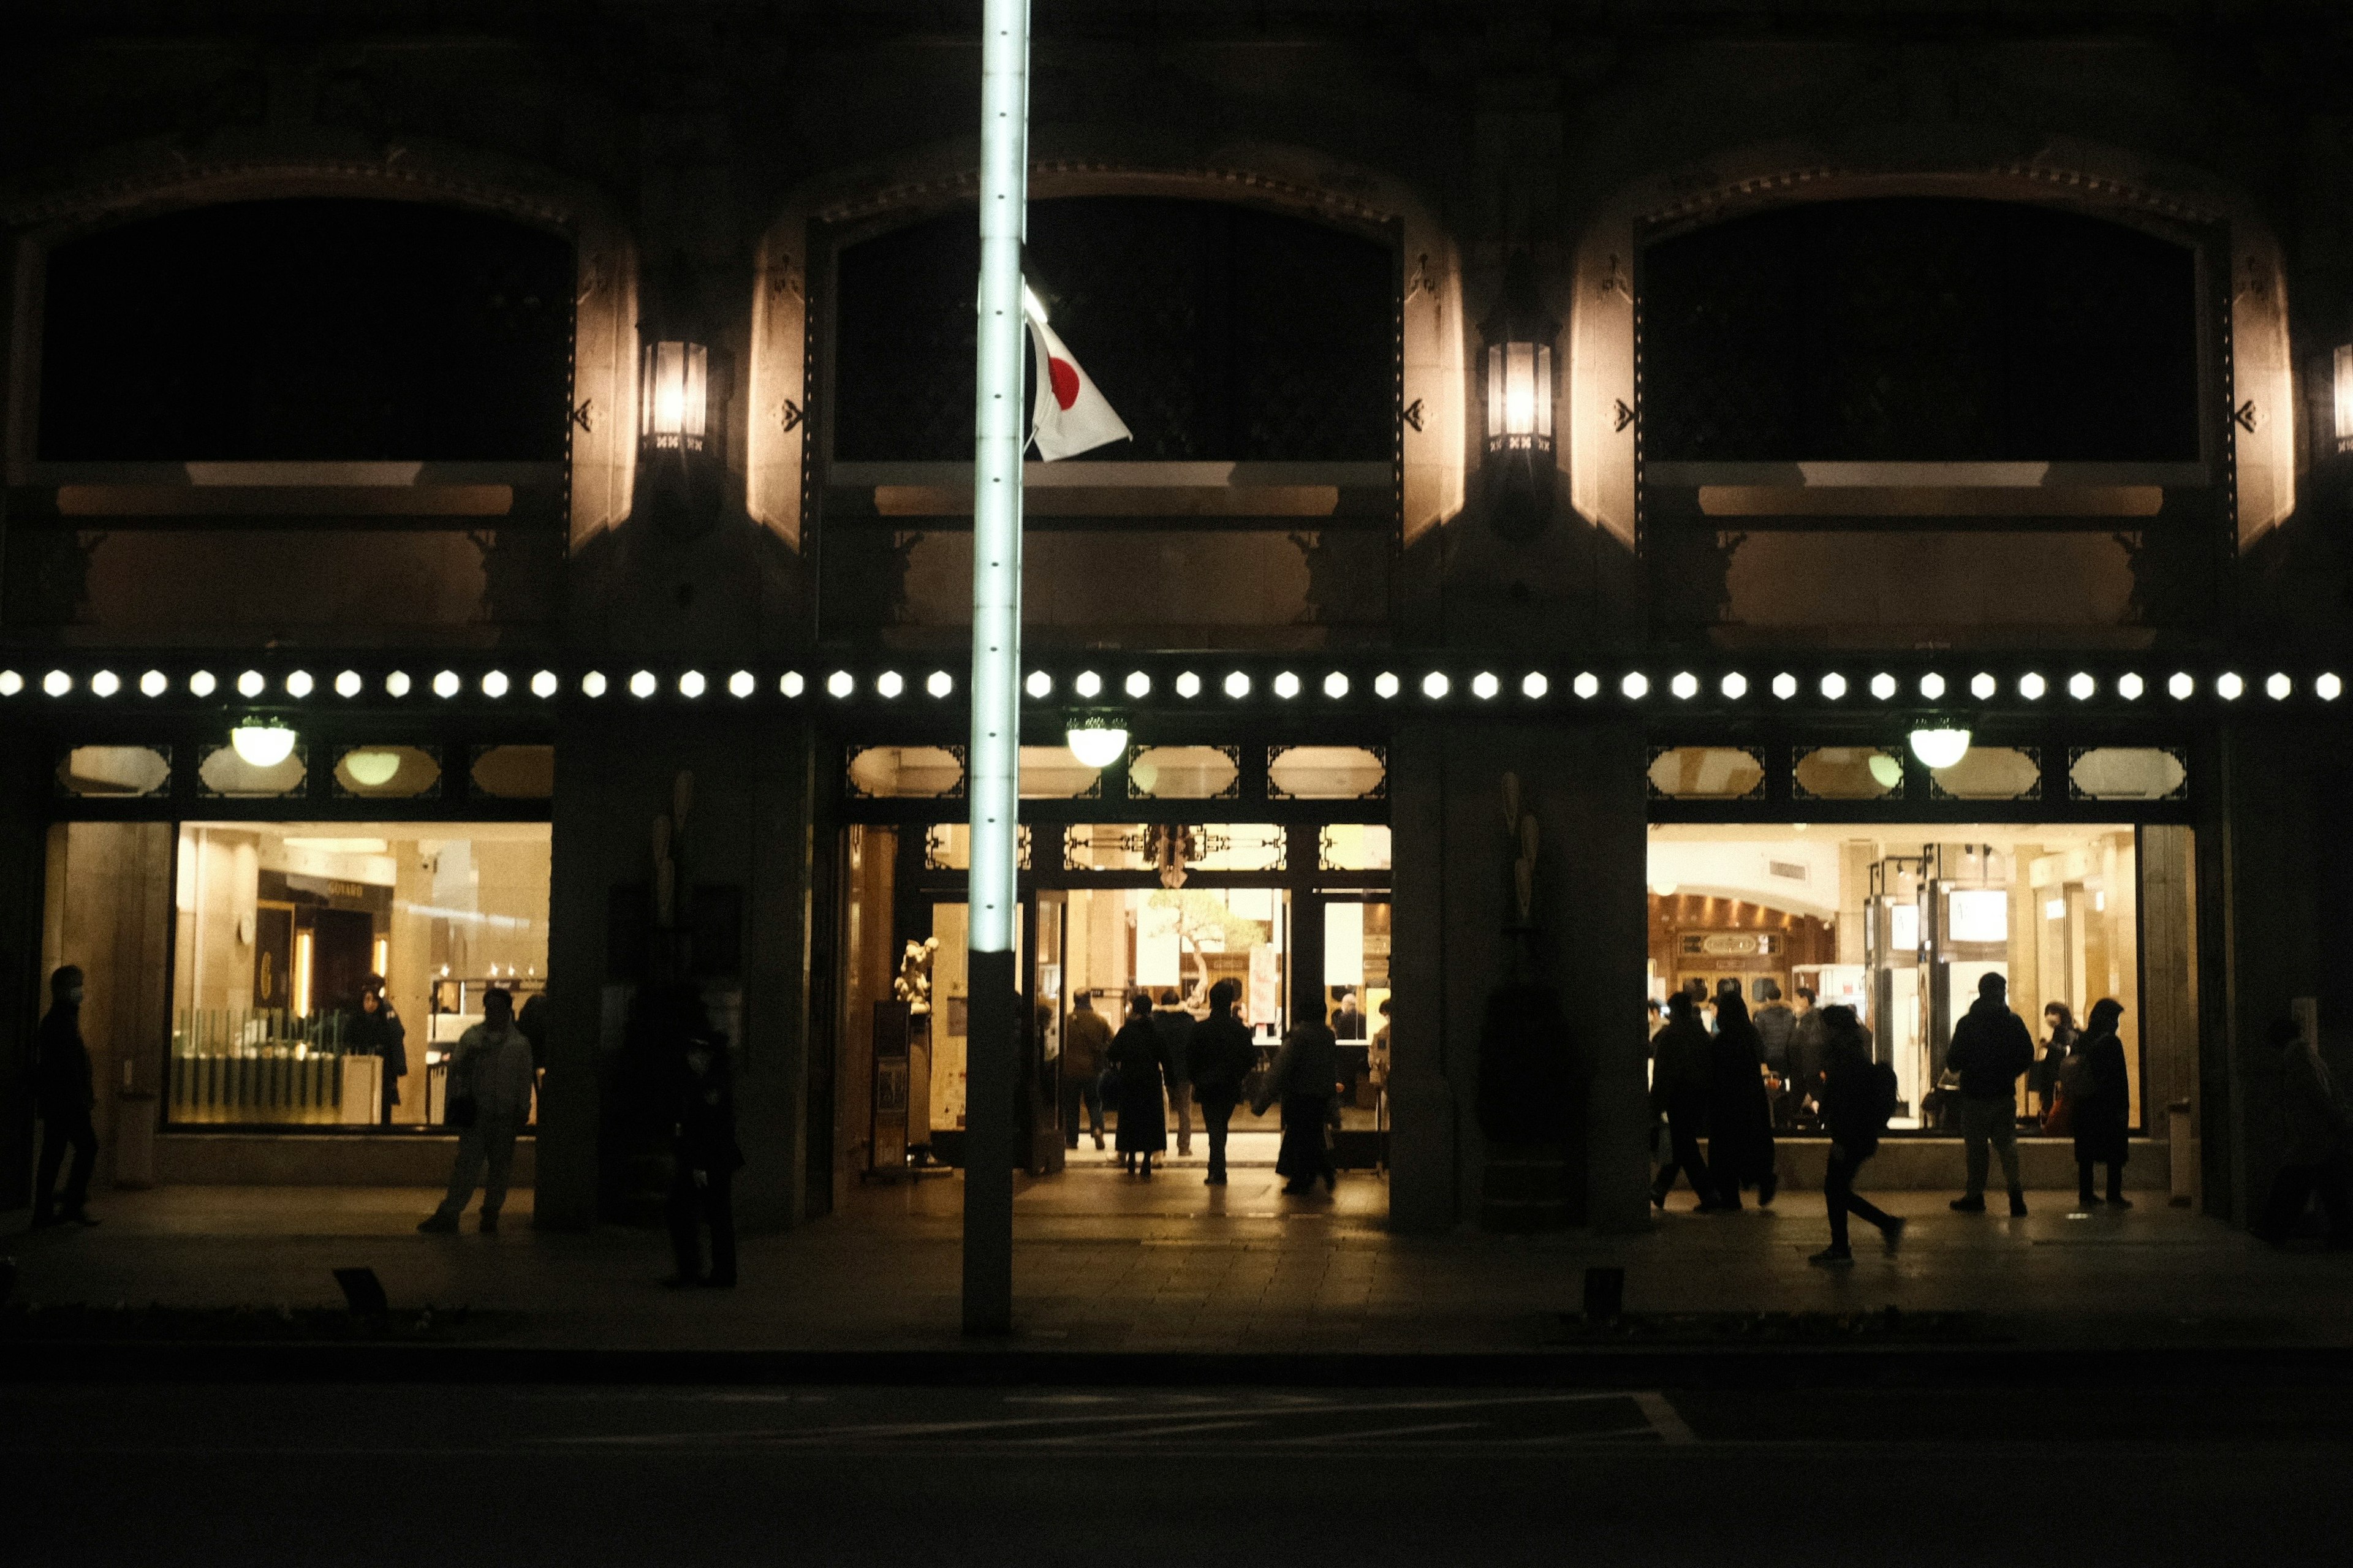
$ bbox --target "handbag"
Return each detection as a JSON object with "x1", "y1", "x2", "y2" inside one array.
[
  {"x1": 445, "y1": 1051, "x2": 479, "y2": 1129},
  {"x1": 1097, "y1": 1064, "x2": 1123, "y2": 1104},
  {"x1": 2040, "y1": 1083, "x2": 2074, "y2": 1138}
]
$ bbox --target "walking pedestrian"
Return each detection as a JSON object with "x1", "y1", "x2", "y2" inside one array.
[
  {"x1": 1811, "y1": 1005, "x2": 1906, "y2": 1265},
  {"x1": 418, "y1": 987, "x2": 536, "y2": 1233},
  {"x1": 1189, "y1": 980, "x2": 1256, "y2": 1186},
  {"x1": 1707, "y1": 991, "x2": 1778, "y2": 1206},
  {"x1": 2030, "y1": 1002, "x2": 2075, "y2": 1123},
  {"x1": 1754, "y1": 979, "x2": 1795, "y2": 1075},
  {"x1": 665, "y1": 1028, "x2": 743, "y2": 1287},
  {"x1": 1108, "y1": 993, "x2": 1168, "y2": 1178},
  {"x1": 352, "y1": 975, "x2": 409, "y2": 1126},
  {"x1": 31, "y1": 965, "x2": 99, "y2": 1230},
  {"x1": 1947, "y1": 972, "x2": 2034, "y2": 1216},
  {"x1": 2253, "y1": 1015, "x2": 2353, "y2": 1248},
  {"x1": 1061, "y1": 992, "x2": 1111, "y2": 1151},
  {"x1": 1649, "y1": 991, "x2": 1725, "y2": 1211},
  {"x1": 2069, "y1": 997, "x2": 2133, "y2": 1210},
  {"x1": 1254, "y1": 1009, "x2": 1339, "y2": 1195},
  {"x1": 1151, "y1": 988, "x2": 1196, "y2": 1157}
]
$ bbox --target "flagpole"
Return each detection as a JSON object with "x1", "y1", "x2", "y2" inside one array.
[{"x1": 963, "y1": 0, "x2": 1028, "y2": 1337}]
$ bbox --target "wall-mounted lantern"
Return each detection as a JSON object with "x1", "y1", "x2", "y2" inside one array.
[
  {"x1": 2335, "y1": 344, "x2": 2353, "y2": 456},
  {"x1": 1908, "y1": 725, "x2": 1972, "y2": 770},
  {"x1": 1064, "y1": 714, "x2": 1129, "y2": 770},
  {"x1": 640, "y1": 340, "x2": 711, "y2": 455},
  {"x1": 1479, "y1": 252, "x2": 1559, "y2": 540}
]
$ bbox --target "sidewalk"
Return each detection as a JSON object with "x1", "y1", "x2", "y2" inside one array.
[{"x1": 6, "y1": 1163, "x2": 2351, "y2": 1366}]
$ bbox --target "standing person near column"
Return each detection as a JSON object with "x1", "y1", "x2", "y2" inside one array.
[
  {"x1": 2030, "y1": 1002, "x2": 2076, "y2": 1125},
  {"x1": 1947, "y1": 972, "x2": 2034, "y2": 1217},
  {"x1": 1060, "y1": 992, "x2": 1111, "y2": 1153},
  {"x1": 1811, "y1": 1005, "x2": 1905, "y2": 1266},
  {"x1": 1189, "y1": 980, "x2": 1256, "y2": 1186},
  {"x1": 665, "y1": 1026, "x2": 743, "y2": 1288},
  {"x1": 1648, "y1": 990, "x2": 1723, "y2": 1211},
  {"x1": 2069, "y1": 998, "x2": 2133, "y2": 1210},
  {"x1": 1151, "y1": 988, "x2": 1195, "y2": 1158},
  {"x1": 32, "y1": 966, "x2": 99, "y2": 1229},
  {"x1": 1787, "y1": 987, "x2": 1825, "y2": 1123},
  {"x1": 1253, "y1": 1005, "x2": 1339, "y2": 1195},
  {"x1": 2254, "y1": 1015, "x2": 2353, "y2": 1248},
  {"x1": 353, "y1": 975, "x2": 409, "y2": 1126},
  {"x1": 1108, "y1": 993, "x2": 1169, "y2": 1178},
  {"x1": 1753, "y1": 979, "x2": 1795, "y2": 1077},
  {"x1": 1707, "y1": 991, "x2": 1777, "y2": 1207},
  {"x1": 418, "y1": 987, "x2": 536, "y2": 1234}
]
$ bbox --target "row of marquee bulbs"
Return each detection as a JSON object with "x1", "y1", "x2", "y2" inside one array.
[{"x1": 7, "y1": 665, "x2": 2346, "y2": 706}]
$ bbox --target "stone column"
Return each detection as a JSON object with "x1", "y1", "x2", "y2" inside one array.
[
  {"x1": 1389, "y1": 716, "x2": 1649, "y2": 1234},
  {"x1": 0, "y1": 737, "x2": 48, "y2": 1212}
]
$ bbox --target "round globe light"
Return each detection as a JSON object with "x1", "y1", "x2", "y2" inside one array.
[
  {"x1": 1908, "y1": 726, "x2": 1972, "y2": 770},
  {"x1": 343, "y1": 749, "x2": 402, "y2": 787},
  {"x1": 230, "y1": 723, "x2": 297, "y2": 768},
  {"x1": 1065, "y1": 722, "x2": 1129, "y2": 770}
]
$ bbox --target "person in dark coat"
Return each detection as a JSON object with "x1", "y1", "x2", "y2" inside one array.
[
  {"x1": 1811, "y1": 1005, "x2": 1905, "y2": 1265},
  {"x1": 32, "y1": 965, "x2": 99, "y2": 1229},
  {"x1": 352, "y1": 975, "x2": 409, "y2": 1126},
  {"x1": 1254, "y1": 1010, "x2": 1339, "y2": 1195},
  {"x1": 1752, "y1": 979, "x2": 1795, "y2": 1075},
  {"x1": 1061, "y1": 993, "x2": 1112, "y2": 1151},
  {"x1": 1108, "y1": 993, "x2": 1169, "y2": 1177},
  {"x1": 666, "y1": 1029, "x2": 743, "y2": 1287},
  {"x1": 1151, "y1": 988, "x2": 1196, "y2": 1157},
  {"x1": 1787, "y1": 987, "x2": 1827, "y2": 1124},
  {"x1": 2031, "y1": 1002, "x2": 2077, "y2": 1124},
  {"x1": 2253, "y1": 1015, "x2": 2353, "y2": 1248},
  {"x1": 1707, "y1": 992, "x2": 1777, "y2": 1206},
  {"x1": 2070, "y1": 997, "x2": 2132, "y2": 1209},
  {"x1": 1946, "y1": 971, "x2": 2034, "y2": 1216},
  {"x1": 1648, "y1": 991, "x2": 1724, "y2": 1211},
  {"x1": 1188, "y1": 980, "x2": 1256, "y2": 1186}
]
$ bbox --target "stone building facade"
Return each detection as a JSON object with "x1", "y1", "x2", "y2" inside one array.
[{"x1": 4, "y1": 2, "x2": 2351, "y2": 1240}]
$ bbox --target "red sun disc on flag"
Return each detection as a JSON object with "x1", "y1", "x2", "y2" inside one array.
[{"x1": 1048, "y1": 356, "x2": 1081, "y2": 411}]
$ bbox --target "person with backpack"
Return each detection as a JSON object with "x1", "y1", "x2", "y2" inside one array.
[
  {"x1": 418, "y1": 987, "x2": 537, "y2": 1234},
  {"x1": 1811, "y1": 1004, "x2": 1906, "y2": 1265},
  {"x1": 1946, "y1": 971, "x2": 2034, "y2": 1216}
]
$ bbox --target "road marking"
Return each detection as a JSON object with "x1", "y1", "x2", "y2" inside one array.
[
  {"x1": 1011, "y1": 1418, "x2": 1264, "y2": 1443},
  {"x1": 1634, "y1": 1392, "x2": 1697, "y2": 1444},
  {"x1": 1261, "y1": 1420, "x2": 1487, "y2": 1444}
]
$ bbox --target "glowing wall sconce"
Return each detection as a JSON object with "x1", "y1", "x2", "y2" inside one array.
[
  {"x1": 641, "y1": 340, "x2": 710, "y2": 454},
  {"x1": 2335, "y1": 344, "x2": 2352, "y2": 456},
  {"x1": 1064, "y1": 716, "x2": 1129, "y2": 770},
  {"x1": 229, "y1": 721, "x2": 297, "y2": 768},
  {"x1": 1479, "y1": 252, "x2": 1559, "y2": 539}
]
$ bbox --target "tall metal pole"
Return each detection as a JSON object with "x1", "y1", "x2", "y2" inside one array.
[{"x1": 962, "y1": 0, "x2": 1028, "y2": 1336}]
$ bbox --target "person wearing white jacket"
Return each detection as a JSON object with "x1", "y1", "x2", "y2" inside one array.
[{"x1": 419, "y1": 988, "x2": 538, "y2": 1235}]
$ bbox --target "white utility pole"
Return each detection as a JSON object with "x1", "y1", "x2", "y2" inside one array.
[{"x1": 962, "y1": 0, "x2": 1029, "y2": 1336}]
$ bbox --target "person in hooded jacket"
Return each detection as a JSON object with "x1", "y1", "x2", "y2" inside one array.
[
  {"x1": 352, "y1": 975, "x2": 409, "y2": 1126},
  {"x1": 1707, "y1": 992, "x2": 1777, "y2": 1206},
  {"x1": 2070, "y1": 998, "x2": 2133, "y2": 1209},
  {"x1": 1188, "y1": 979, "x2": 1257, "y2": 1186},
  {"x1": 1648, "y1": 991, "x2": 1724, "y2": 1211},
  {"x1": 1810, "y1": 1005, "x2": 1905, "y2": 1266},
  {"x1": 1946, "y1": 971, "x2": 2035, "y2": 1216},
  {"x1": 1108, "y1": 993, "x2": 1169, "y2": 1177},
  {"x1": 32, "y1": 965, "x2": 99, "y2": 1229}
]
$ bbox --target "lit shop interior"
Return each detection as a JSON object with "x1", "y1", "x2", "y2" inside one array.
[
  {"x1": 832, "y1": 742, "x2": 1392, "y2": 1176},
  {"x1": 1647, "y1": 820, "x2": 2171, "y2": 1132},
  {"x1": 168, "y1": 821, "x2": 550, "y2": 1126}
]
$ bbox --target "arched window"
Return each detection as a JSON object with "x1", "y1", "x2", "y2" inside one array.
[{"x1": 39, "y1": 198, "x2": 575, "y2": 462}]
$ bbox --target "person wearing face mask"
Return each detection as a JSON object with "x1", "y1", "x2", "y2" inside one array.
[{"x1": 33, "y1": 966, "x2": 100, "y2": 1229}]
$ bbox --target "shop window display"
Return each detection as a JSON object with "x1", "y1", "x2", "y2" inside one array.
[
  {"x1": 1647, "y1": 822, "x2": 2181, "y2": 1135},
  {"x1": 165, "y1": 822, "x2": 550, "y2": 1127}
]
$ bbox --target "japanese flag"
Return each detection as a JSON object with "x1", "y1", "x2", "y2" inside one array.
[{"x1": 1024, "y1": 298, "x2": 1131, "y2": 461}]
